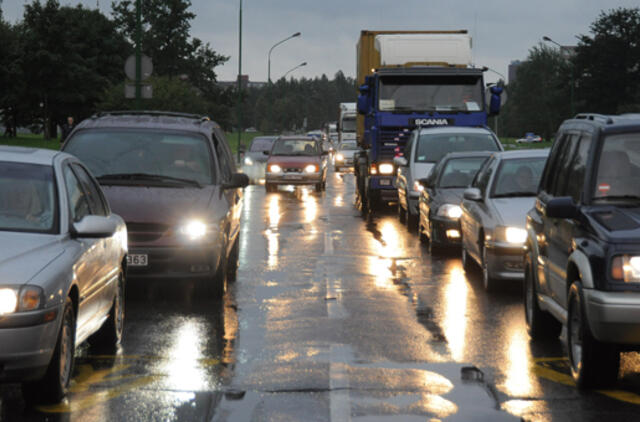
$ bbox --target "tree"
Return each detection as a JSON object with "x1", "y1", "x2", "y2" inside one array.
[
  {"x1": 0, "y1": 13, "x2": 23, "y2": 137},
  {"x1": 573, "y1": 7, "x2": 640, "y2": 114}
]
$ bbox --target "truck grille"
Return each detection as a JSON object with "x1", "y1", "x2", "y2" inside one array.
[{"x1": 379, "y1": 127, "x2": 412, "y2": 160}]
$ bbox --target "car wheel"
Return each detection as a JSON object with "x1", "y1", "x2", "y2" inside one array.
[
  {"x1": 90, "y1": 271, "x2": 125, "y2": 351},
  {"x1": 418, "y1": 221, "x2": 429, "y2": 244},
  {"x1": 523, "y1": 260, "x2": 561, "y2": 340},
  {"x1": 210, "y1": 242, "x2": 228, "y2": 300},
  {"x1": 397, "y1": 202, "x2": 406, "y2": 223},
  {"x1": 481, "y1": 246, "x2": 497, "y2": 292},
  {"x1": 322, "y1": 181, "x2": 327, "y2": 191},
  {"x1": 265, "y1": 183, "x2": 274, "y2": 192},
  {"x1": 406, "y1": 205, "x2": 417, "y2": 233},
  {"x1": 227, "y1": 234, "x2": 240, "y2": 283},
  {"x1": 461, "y1": 242, "x2": 472, "y2": 271},
  {"x1": 23, "y1": 296, "x2": 76, "y2": 403},
  {"x1": 567, "y1": 281, "x2": 620, "y2": 388},
  {"x1": 315, "y1": 183, "x2": 323, "y2": 192}
]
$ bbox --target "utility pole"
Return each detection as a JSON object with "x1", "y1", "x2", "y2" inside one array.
[
  {"x1": 236, "y1": 0, "x2": 243, "y2": 162},
  {"x1": 135, "y1": 0, "x2": 142, "y2": 110}
]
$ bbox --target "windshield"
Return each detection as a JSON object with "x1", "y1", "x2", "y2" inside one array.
[
  {"x1": 340, "y1": 142, "x2": 358, "y2": 151},
  {"x1": 64, "y1": 130, "x2": 214, "y2": 185},
  {"x1": 593, "y1": 133, "x2": 640, "y2": 201},
  {"x1": 341, "y1": 117, "x2": 356, "y2": 132},
  {"x1": 415, "y1": 132, "x2": 500, "y2": 163},
  {"x1": 491, "y1": 157, "x2": 547, "y2": 197},
  {"x1": 379, "y1": 75, "x2": 483, "y2": 112},
  {"x1": 438, "y1": 157, "x2": 488, "y2": 188},
  {"x1": 250, "y1": 137, "x2": 276, "y2": 152},
  {"x1": 0, "y1": 162, "x2": 57, "y2": 233},
  {"x1": 271, "y1": 139, "x2": 320, "y2": 156}
]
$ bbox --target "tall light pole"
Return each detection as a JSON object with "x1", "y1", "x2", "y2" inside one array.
[
  {"x1": 543, "y1": 35, "x2": 575, "y2": 117},
  {"x1": 282, "y1": 62, "x2": 307, "y2": 80},
  {"x1": 268, "y1": 32, "x2": 301, "y2": 84},
  {"x1": 236, "y1": 0, "x2": 243, "y2": 162}
]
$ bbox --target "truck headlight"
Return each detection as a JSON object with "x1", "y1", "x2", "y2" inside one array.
[
  {"x1": 244, "y1": 157, "x2": 253, "y2": 166},
  {"x1": 494, "y1": 226, "x2": 527, "y2": 244},
  {"x1": 336, "y1": 153, "x2": 345, "y2": 162},
  {"x1": 0, "y1": 288, "x2": 17, "y2": 315},
  {"x1": 304, "y1": 164, "x2": 319, "y2": 174},
  {"x1": 436, "y1": 204, "x2": 462, "y2": 219},
  {"x1": 378, "y1": 163, "x2": 394, "y2": 175},
  {"x1": 269, "y1": 164, "x2": 282, "y2": 174},
  {"x1": 612, "y1": 256, "x2": 640, "y2": 282},
  {"x1": 179, "y1": 220, "x2": 208, "y2": 241}
]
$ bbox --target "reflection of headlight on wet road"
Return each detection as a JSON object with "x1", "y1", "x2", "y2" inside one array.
[{"x1": 179, "y1": 220, "x2": 207, "y2": 240}]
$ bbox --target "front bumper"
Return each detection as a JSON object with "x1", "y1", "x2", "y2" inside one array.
[
  {"x1": 430, "y1": 215, "x2": 462, "y2": 246},
  {"x1": 0, "y1": 306, "x2": 62, "y2": 382},
  {"x1": 266, "y1": 172, "x2": 323, "y2": 185},
  {"x1": 485, "y1": 242, "x2": 526, "y2": 281},
  {"x1": 584, "y1": 289, "x2": 640, "y2": 344},
  {"x1": 126, "y1": 243, "x2": 223, "y2": 280}
]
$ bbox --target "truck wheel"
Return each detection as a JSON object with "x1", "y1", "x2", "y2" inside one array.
[
  {"x1": 567, "y1": 281, "x2": 620, "y2": 388},
  {"x1": 524, "y1": 260, "x2": 561, "y2": 340}
]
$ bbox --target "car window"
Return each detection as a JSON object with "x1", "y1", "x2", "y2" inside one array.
[
  {"x1": 593, "y1": 133, "x2": 640, "y2": 201},
  {"x1": 473, "y1": 156, "x2": 496, "y2": 196},
  {"x1": 491, "y1": 157, "x2": 547, "y2": 198},
  {"x1": 250, "y1": 137, "x2": 276, "y2": 152},
  {"x1": 438, "y1": 157, "x2": 488, "y2": 188},
  {"x1": 539, "y1": 133, "x2": 567, "y2": 195},
  {"x1": 565, "y1": 134, "x2": 592, "y2": 202},
  {"x1": 215, "y1": 140, "x2": 233, "y2": 182},
  {"x1": 271, "y1": 139, "x2": 320, "y2": 156},
  {"x1": 414, "y1": 132, "x2": 500, "y2": 163},
  {"x1": 63, "y1": 165, "x2": 91, "y2": 223},
  {"x1": 214, "y1": 129, "x2": 237, "y2": 173},
  {"x1": 71, "y1": 163, "x2": 108, "y2": 216},
  {"x1": 404, "y1": 131, "x2": 416, "y2": 162},
  {"x1": 549, "y1": 134, "x2": 579, "y2": 197},
  {"x1": 64, "y1": 130, "x2": 215, "y2": 185},
  {"x1": 0, "y1": 162, "x2": 57, "y2": 233}
]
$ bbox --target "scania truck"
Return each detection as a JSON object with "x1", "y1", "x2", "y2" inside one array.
[{"x1": 355, "y1": 30, "x2": 503, "y2": 212}]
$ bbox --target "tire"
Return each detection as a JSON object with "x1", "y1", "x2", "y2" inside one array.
[
  {"x1": 209, "y1": 242, "x2": 228, "y2": 300},
  {"x1": 461, "y1": 243, "x2": 472, "y2": 271},
  {"x1": 481, "y1": 246, "x2": 498, "y2": 292},
  {"x1": 89, "y1": 271, "x2": 125, "y2": 351},
  {"x1": 24, "y1": 296, "x2": 76, "y2": 403},
  {"x1": 227, "y1": 234, "x2": 240, "y2": 282},
  {"x1": 322, "y1": 181, "x2": 327, "y2": 191},
  {"x1": 406, "y1": 206, "x2": 418, "y2": 233},
  {"x1": 315, "y1": 183, "x2": 323, "y2": 192},
  {"x1": 567, "y1": 281, "x2": 620, "y2": 388},
  {"x1": 418, "y1": 221, "x2": 429, "y2": 244},
  {"x1": 265, "y1": 183, "x2": 275, "y2": 192},
  {"x1": 523, "y1": 260, "x2": 561, "y2": 340},
  {"x1": 398, "y1": 202, "x2": 406, "y2": 223}
]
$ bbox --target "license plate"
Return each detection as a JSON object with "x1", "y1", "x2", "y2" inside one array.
[
  {"x1": 284, "y1": 175, "x2": 303, "y2": 180},
  {"x1": 380, "y1": 179, "x2": 391, "y2": 186},
  {"x1": 127, "y1": 254, "x2": 148, "y2": 267}
]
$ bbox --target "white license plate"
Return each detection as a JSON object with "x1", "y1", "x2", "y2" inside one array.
[
  {"x1": 284, "y1": 175, "x2": 303, "y2": 180},
  {"x1": 380, "y1": 179, "x2": 391, "y2": 186},
  {"x1": 127, "y1": 254, "x2": 148, "y2": 267}
]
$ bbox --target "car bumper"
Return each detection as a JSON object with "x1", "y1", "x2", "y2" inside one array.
[
  {"x1": 584, "y1": 289, "x2": 640, "y2": 344},
  {"x1": 0, "y1": 306, "x2": 62, "y2": 382},
  {"x1": 127, "y1": 243, "x2": 223, "y2": 279},
  {"x1": 266, "y1": 172, "x2": 323, "y2": 185},
  {"x1": 485, "y1": 242, "x2": 526, "y2": 280},
  {"x1": 430, "y1": 216, "x2": 462, "y2": 246}
]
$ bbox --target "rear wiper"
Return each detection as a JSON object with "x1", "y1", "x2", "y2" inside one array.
[
  {"x1": 492, "y1": 191, "x2": 537, "y2": 198},
  {"x1": 97, "y1": 173, "x2": 202, "y2": 188}
]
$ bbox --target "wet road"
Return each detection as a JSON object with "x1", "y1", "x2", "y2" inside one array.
[{"x1": 3, "y1": 169, "x2": 640, "y2": 421}]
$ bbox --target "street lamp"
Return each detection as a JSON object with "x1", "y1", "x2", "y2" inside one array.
[
  {"x1": 543, "y1": 35, "x2": 575, "y2": 117},
  {"x1": 268, "y1": 32, "x2": 301, "y2": 83},
  {"x1": 282, "y1": 62, "x2": 307, "y2": 80}
]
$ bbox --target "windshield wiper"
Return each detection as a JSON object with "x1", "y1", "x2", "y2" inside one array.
[
  {"x1": 97, "y1": 173, "x2": 202, "y2": 188},
  {"x1": 492, "y1": 191, "x2": 537, "y2": 198}
]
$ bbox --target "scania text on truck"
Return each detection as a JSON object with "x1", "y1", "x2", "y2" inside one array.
[{"x1": 354, "y1": 30, "x2": 504, "y2": 212}]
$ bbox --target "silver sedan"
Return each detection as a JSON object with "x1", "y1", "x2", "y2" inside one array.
[
  {"x1": 0, "y1": 146, "x2": 127, "y2": 403},
  {"x1": 460, "y1": 149, "x2": 549, "y2": 291}
]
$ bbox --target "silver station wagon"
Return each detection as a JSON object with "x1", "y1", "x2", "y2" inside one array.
[{"x1": 0, "y1": 146, "x2": 127, "y2": 403}]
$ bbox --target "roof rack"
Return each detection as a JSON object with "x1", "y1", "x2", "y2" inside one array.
[
  {"x1": 573, "y1": 113, "x2": 614, "y2": 124},
  {"x1": 92, "y1": 110, "x2": 208, "y2": 120}
]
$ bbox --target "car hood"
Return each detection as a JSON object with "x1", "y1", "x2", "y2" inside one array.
[
  {"x1": 588, "y1": 207, "x2": 640, "y2": 244},
  {"x1": 0, "y1": 232, "x2": 64, "y2": 284},
  {"x1": 267, "y1": 156, "x2": 322, "y2": 167},
  {"x1": 490, "y1": 197, "x2": 537, "y2": 228},
  {"x1": 434, "y1": 188, "x2": 465, "y2": 206},
  {"x1": 245, "y1": 151, "x2": 268, "y2": 163},
  {"x1": 102, "y1": 185, "x2": 218, "y2": 224}
]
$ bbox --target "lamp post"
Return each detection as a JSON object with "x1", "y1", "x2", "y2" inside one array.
[
  {"x1": 268, "y1": 32, "x2": 301, "y2": 84},
  {"x1": 282, "y1": 62, "x2": 307, "y2": 80},
  {"x1": 543, "y1": 35, "x2": 574, "y2": 117},
  {"x1": 236, "y1": 0, "x2": 243, "y2": 162}
]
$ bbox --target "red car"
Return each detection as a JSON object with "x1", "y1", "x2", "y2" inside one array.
[{"x1": 265, "y1": 136, "x2": 328, "y2": 192}]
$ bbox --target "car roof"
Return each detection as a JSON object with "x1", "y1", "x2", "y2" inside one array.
[
  {"x1": 492, "y1": 148, "x2": 550, "y2": 160},
  {"x1": 0, "y1": 145, "x2": 72, "y2": 166},
  {"x1": 74, "y1": 111, "x2": 221, "y2": 135},
  {"x1": 417, "y1": 126, "x2": 495, "y2": 136},
  {"x1": 276, "y1": 136, "x2": 318, "y2": 142},
  {"x1": 441, "y1": 151, "x2": 494, "y2": 160},
  {"x1": 563, "y1": 113, "x2": 640, "y2": 134}
]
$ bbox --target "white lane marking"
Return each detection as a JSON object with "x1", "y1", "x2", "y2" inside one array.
[{"x1": 330, "y1": 344, "x2": 351, "y2": 422}]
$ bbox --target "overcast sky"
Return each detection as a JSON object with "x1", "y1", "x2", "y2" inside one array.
[{"x1": 3, "y1": 0, "x2": 638, "y2": 84}]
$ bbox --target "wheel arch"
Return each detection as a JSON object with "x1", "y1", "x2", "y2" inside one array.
[{"x1": 568, "y1": 250, "x2": 594, "y2": 289}]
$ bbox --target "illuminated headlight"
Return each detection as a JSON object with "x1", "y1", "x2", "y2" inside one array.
[
  {"x1": 495, "y1": 226, "x2": 527, "y2": 244},
  {"x1": 378, "y1": 163, "x2": 394, "y2": 175},
  {"x1": 304, "y1": 164, "x2": 319, "y2": 174},
  {"x1": 0, "y1": 289, "x2": 17, "y2": 315},
  {"x1": 612, "y1": 256, "x2": 640, "y2": 282},
  {"x1": 0, "y1": 286, "x2": 43, "y2": 315},
  {"x1": 413, "y1": 180, "x2": 424, "y2": 193},
  {"x1": 244, "y1": 157, "x2": 254, "y2": 166},
  {"x1": 179, "y1": 220, "x2": 208, "y2": 240},
  {"x1": 336, "y1": 153, "x2": 345, "y2": 162},
  {"x1": 269, "y1": 164, "x2": 282, "y2": 173},
  {"x1": 436, "y1": 204, "x2": 462, "y2": 219}
]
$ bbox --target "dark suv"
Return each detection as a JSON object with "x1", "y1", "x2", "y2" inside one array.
[
  {"x1": 524, "y1": 113, "x2": 640, "y2": 388},
  {"x1": 62, "y1": 111, "x2": 248, "y2": 297}
]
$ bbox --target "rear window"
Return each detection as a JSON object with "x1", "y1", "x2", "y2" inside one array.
[
  {"x1": 438, "y1": 157, "x2": 488, "y2": 188},
  {"x1": 250, "y1": 137, "x2": 276, "y2": 152},
  {"x1": 271, "y1": 139, "x2": 320, "y2": 156},
  {"x1": 415, "y1": 132, "x2": 500, "y2": 163},
  {"x1": 339, "y1": 142, "x2": 358, "y2": 151},
  {"x1": 491, "y1": 157, "x2": 547, "y2": 198}
]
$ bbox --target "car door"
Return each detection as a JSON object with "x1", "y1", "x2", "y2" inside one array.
[{"x1": 462, "y1": 157, "x2": 496, "y2": 262}]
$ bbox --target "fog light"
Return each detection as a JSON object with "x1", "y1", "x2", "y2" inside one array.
[{"x1": 446, "y1": 229, "x2": 460, "y2": 239}]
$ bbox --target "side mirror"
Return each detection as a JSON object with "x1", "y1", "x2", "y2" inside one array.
[
  {"x1": 263, "y1": 150, "x2": 270, "y2": 156},
  {"x1": 463, "y1": 188, "x2": 482, "y2": 202},
  {"x1": 545, "y1": 196, "x2": 578, "y2": 219},
  {"x1": 357, "y1": 93, "x2": 370, "y2": 115},
  {"x1": 418, "y1": 177, "x2": 432, "y2": 189},
  {"x1": 223, "y1": 173, "x2": 250, "y2": 190},
  {"x1": 72, "y1": 215, "x2": 117, "y2": 238},
  {"x1": 393, "y1": 156, "x2": 408, "y2": 167}
]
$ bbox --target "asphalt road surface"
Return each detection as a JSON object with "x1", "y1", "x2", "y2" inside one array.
[{"x1": 2, "y1": 169, "x2": 640, "y2": 421}]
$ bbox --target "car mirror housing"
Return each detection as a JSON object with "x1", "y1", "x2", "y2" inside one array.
[
  {"x1": 263, "y1": 150, "x2": 270, "y2": 156},
  {"x1": 223, "y1": 173, "x2": 250, "y2": 190},
  {"x1": 463, "y1": 188, "x2": 482, "y2": 202},
  {"x1": 418, "y1": 177, "x2": 431, "y2": 189},
  {"x1": 545, "y1": 196, "x2": 578, "y2": 219},
  {"x1": 72, "y1": 215, "x2": 117, "y2": 238}
]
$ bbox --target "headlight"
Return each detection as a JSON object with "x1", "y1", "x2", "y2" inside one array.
[
  {"x1": 269, "y1": 164, "x2": 282, "y2": 173},
  {"x1": 244, "y1": 157, "x2": 253, "y2": 166},
  {"x1": 436, "y1": 204, "x2": 462, "y2": 219},
  {"x1": 0, "y1": 288, "x2": 17, "y2": 315},
  {"x1": 336, "y1": 153, "x2": 345, "y2": 162},
  {"x1": 495, "y1": 226, "x2": 527, "y2": 244},
  {"x1": 304, "y1": 164, "x2": 318, "y2": 174},
  {"x1": 179, "y1": 220, "x2": 207, "y2": 241},
  {"x1": 413, "y1": 180, "x2": 425, "y2": 193},
  {"x1": 612, "y1": 256, "x2": 640, "y2": 282},
  {"x1": 378, "y1": 163, "x2": 394, "y2": 175}
]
